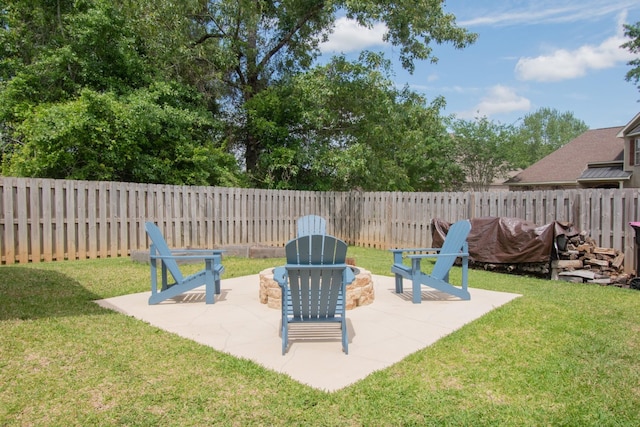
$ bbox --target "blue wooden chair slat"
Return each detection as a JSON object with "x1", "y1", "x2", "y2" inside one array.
[
  {"x1": 390, "y1": 219, "x2": 471, "y2": 304},
  {"x1": 296, "y1": 215, "x2": 327, "y2": 237},
  {"x1": 145, "y1": 222, "x2": 224, "y2": 305},
  {"x1": 274, "y1": 234, "x2": 354, "y2": 355}
]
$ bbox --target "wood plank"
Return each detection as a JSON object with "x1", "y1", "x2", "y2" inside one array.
[
  {"x1": 558, "y1": 269, "x2": 596, "y2": 279},
  {"x1": 552, "y1": 260, "x2": 584, "y2": 269},
  {"x1": 29, "y1": 179, "x2": 42, "y2": 262},
  {"x1": 98, "y1": 181, "x2": 109, "y2": 258},
  {"x1": 586, "y1": 258, "x2": 609, "y2": 267},
  {"x1": 41, "y1": 179, "x2": 53, "y2": 261},
  {"x1": 54, "y1": 180, "x2": 65, "y2": 260},
  {"x1": 16, "y1": 179, "x2": 29, "y2": 263},
  {"x1": 3, "y1": 177, "x2": 16, "y2": 264},
  {"x1": 87, "y1": 181, "x2": 97, "y2": 258},
  {"x1": 109, "y1": 182, "x2": 119, "y2": 257},
  {"x1": 593, "y1": 247, "x2": 616, "y2": 256},
  {"x1": 65, "y1": 181, "x2": 77, "y2": 260},
  {"x1": 611, "y1": 253, "x2": 625, "y2": 269},
  {"x1": 76, "y1": 181, "x2": 87, "y2": 260}
]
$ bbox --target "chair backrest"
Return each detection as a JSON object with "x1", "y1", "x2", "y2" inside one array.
[
  {"x1": 145, "y1": 222, "x2": 183, "y2": 282},
  {"x1": 432, "y1": 219, "x2": 471, "y2": 279},
  {"x1": 296, "y1": 215, "x2": 327, "y2": 237},
  {"x1": 286, "y1": 234, "x2": 346, "y2": 265},
  {"x1": 284, "y1": 234, "x2": 348, "y2": 320}
]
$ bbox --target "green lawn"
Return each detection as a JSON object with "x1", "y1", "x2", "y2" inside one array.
[{"x1": 1, "y1": 247, "x2": 639, "y2": 426}]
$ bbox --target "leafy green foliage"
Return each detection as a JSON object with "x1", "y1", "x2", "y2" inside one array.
[
  {"x1": 4, "y1": 83, "x2": 241, "y2": 185},
  {"x1": 449, "y1": 116, "x2": 516, "y2": 191},
  {"x1": 245, "y1": 54, "x2": 462, "y2": 191},
  {"x1": 622, "y1": 20, "x2": 640, "y2": 95},
  {"x1": 192, "y1": 0, "x2": 477, "y2": 178},
  {"x1": 0, "y1": 0, "x2": 477, "y2": 190},
  {"x1": 0, "y1": 0, "x2": 239, "y2": 185},
  {"x1": 509, "y1": 108, "x2": 589, "y2": 169}
]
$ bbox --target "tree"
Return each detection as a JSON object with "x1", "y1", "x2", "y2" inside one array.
[
  {"x1": 1, "y1": 0, "x2": 477, "y2": 189},
  {"x1": 510, "y1": 108, "x2": 589, "y2": 169},
  {"x1": 449, "y1": 116, "x2": 515, "y2": 191},
  {"x1": 4, "y1": 84, "x2": 242, "y2": 185},
  {"x1": 622, "y1": 20, "x2": 640, "y2": 94},
  {"x1": 0, "y1": 0, "x2": 240, "y2": 185},
  {"x1": 187, "y1": 0, "x2": 477, "y2": 182},
  {"x1": 244, "y1": 54, "x2": 463, "y2": 191}
]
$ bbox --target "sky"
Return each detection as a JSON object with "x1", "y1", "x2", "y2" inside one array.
[{"x1": 318, "y1": 0, "x2": 640, "y2": 130}]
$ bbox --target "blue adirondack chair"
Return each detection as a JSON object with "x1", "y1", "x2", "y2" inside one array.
[
  {"x1": 296, "y1": 215, "x2": 327, "y2": 237},
  {"x1": 145, "y1": 222, "x2": 225, "y2": 305},
  {"x1": 390, "y1": 219, "x2": 471, "y2": 304},
  {"x1": 273, "y1": 234, "x2": 355, "y2": 355}
]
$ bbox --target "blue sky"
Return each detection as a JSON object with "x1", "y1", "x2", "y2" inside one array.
[{"x1": 319, "y1": 1, "x2": 640, "y2": 129}]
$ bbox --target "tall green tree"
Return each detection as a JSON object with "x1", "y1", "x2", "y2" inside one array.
[
  {"x1": 245, "y1": 54, "x2": 463, "y2": 191},
  {"x1": 449, "y1": 116, "x2": 515, "y2": 191},
  {"x1": 622, "y1": 20, "x2": 640, "y2": 95},
  {"x1": 187, "y1": 0, "x2": 477, "y2": 182},
  {"x1": 510, "y1": 108, "x2": 589, "y2": 169},
  {"x1": 0, "y1": 0, "x2": 240, "y2": 185}
]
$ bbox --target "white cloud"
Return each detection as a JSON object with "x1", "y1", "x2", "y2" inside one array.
[
  {"x1": 458, "y1": 1, "x2": 639, "y2": 27},
  {"x1": 459, "y1": 85, "x2": 531, "y2": 118},
  {"x1": 426, "y1": 73, "x2": 439, "y2": 83},
  {"x1": 320, "y1": 17, "x2": 387, "y2": 53},
  {"x1": 514, "y1": 11, "x2": 637, "y2": 82}
]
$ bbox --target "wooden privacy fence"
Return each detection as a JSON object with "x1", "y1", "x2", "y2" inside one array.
[{"x1": 2, "y1": 177, "x2": 640, "y2": 273}]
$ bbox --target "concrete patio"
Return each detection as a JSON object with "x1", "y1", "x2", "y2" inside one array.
[{"x1": 96, "y1": 274, "x2": 520, "y2": 392}]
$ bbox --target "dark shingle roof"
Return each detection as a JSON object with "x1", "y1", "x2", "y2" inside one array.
[{"x1": 506, "y1": 126, "x2": 625, "y2": 186}]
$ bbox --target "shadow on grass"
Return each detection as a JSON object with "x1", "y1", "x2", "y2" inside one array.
[{"x1": 0, "y1": 267, "x2": 104, "y2": 321}]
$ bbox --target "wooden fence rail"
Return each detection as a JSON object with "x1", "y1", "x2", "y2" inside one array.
[{"x1": 2, "y1": 177, "x2": 640, "y2": 273}]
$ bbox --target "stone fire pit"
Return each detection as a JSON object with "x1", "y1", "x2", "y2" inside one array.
[{"x1": 259, "y1": 266, "x2": 375, "y2": 310}]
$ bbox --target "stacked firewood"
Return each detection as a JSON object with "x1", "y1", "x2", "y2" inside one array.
[
  {"x1": 469, "y1": 230, "x2": 631, "y2": 287},
  {"x1": 552, "y1": 231, "x2": 630, "y2": 286}
]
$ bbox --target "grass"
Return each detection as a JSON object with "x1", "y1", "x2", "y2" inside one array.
[{"x1": 1, "y1": 247, "x2": 639, "y2": 426}]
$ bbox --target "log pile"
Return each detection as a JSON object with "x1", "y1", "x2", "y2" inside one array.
[
  {"x1": 552, "y1": 231, "x2": 630, "y2": 287},
  {"x1": 468, "y1": 230, "x2": 631, "y2": 288}
]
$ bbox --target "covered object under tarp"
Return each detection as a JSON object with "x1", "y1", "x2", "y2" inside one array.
[{"x1": 432, "y1": 217, "x2": 581, "y2": 264}]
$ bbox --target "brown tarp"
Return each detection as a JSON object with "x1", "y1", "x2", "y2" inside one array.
[{"x1": 432, "y1": 217, "x2": 580, "y2": 264}]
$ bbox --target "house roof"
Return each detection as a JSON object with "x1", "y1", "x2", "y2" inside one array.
[
  {"x1": 577, "y1": 163, "x2": 631, "y2": 182},
  {"x1": 506, "y1": 126, "x2": 625, "y2": 186}
]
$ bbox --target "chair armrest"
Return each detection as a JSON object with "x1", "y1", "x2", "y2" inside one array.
[
  {"x1": 390, "y1": 248, "x2": 441, "y2": 264},
  {"x1": 392, "y1": 247, "x2": 441, "y2": 254},
  {"x1": 344, "y1": 266, "x2": 356, "y2": 285},
  {"x1": 407, "y1": 251, "x2": 468, "y2": 260},
  {"x1": 150, "y1": 253, "x2": 222, "y2": 261},
  {"x1": 273, "y1": 266, "x2": 287, "y2": 286},
  {"x1": 405, "y1": 251, "x2": 469, "y2": 271},
  {"x1": 170, "y1": 249, "x2": 225, "y2": 256}
]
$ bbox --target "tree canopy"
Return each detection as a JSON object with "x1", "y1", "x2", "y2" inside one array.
[
  {"x1": 0, "y1": 0, "x2": 478, "y2": 189},
  {"x1": 449, "y1": 116, "x2": 515, "y2": 191},
  {"x1": 0, "y1": 1, "x2": 592, "y2": 192},
  {"x1": 509, "y1": 108, "x2": 589, "y2": 169},
  {"x1": 187, "y1": 0, "x2": 477, "y2": 180},
  {"x1": 622, "y1": 20, "x2": 640, "y2": 96},
  {"x1": 448, "y1": 108, "x2": 588, "y2": 191},
  {"x1": 0, "y1": 0, "x2": 242, "y2": 185}
]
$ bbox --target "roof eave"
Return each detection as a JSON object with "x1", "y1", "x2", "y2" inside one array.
[
  {"x1": 617, "y1": 112, "x2": 640, "y2": 137},
  {"x1": 506, "y1": 180, "x2": 577, "y2": 187},
  {"x1": 577, "y1": 176, "x2": 632, "y2": 183}
]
